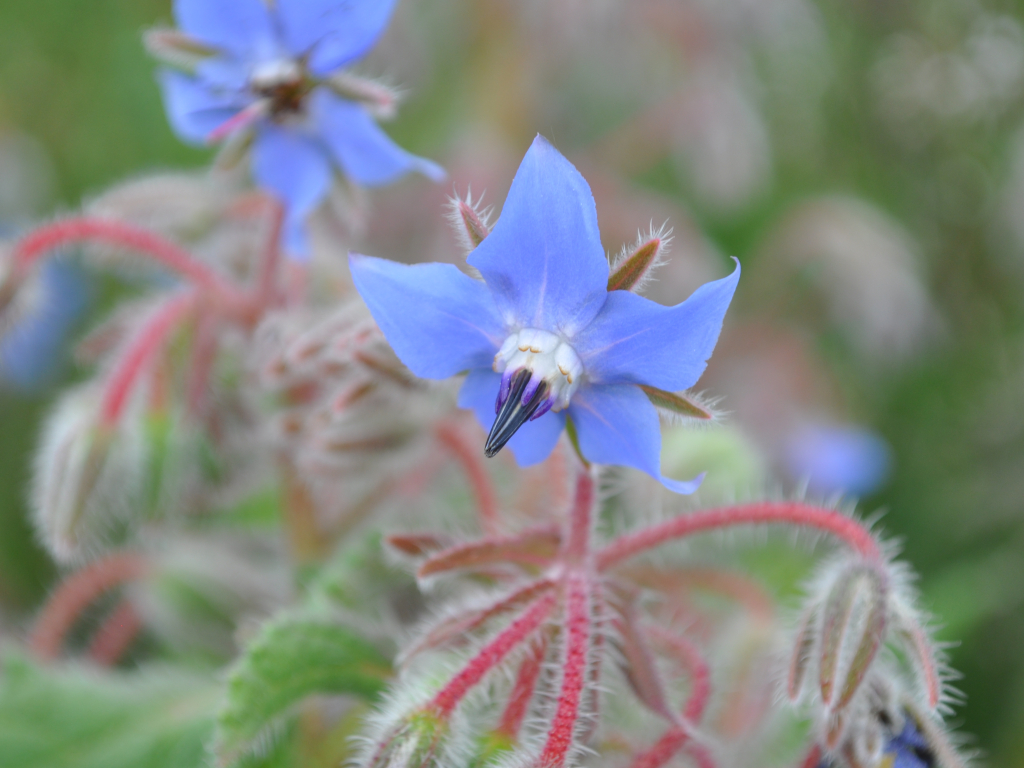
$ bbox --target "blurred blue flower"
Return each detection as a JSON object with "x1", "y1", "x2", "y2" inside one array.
[
  {"x1": 1, "y1": 260, "x2": 90, "y2": 392},
  {"x1": 350, "y1": 136, "x2": 739, "y2": 493},
  {"x1": 158, "y1": 0, "x2": 445, "y2": 257},
  {"x1": 786, "y1": 423, "x2": 892, "y2": 497},
  {"x1": 884, "y1": 714, "x2": 935, "y2": 768}
]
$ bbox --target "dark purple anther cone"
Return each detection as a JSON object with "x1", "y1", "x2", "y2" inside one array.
[{"x1": 484, "y1": 369, "x2": 550, "y2": 458}]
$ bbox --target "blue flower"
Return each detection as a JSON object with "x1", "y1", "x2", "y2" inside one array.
[
  {"x1": 1, "y1": 260, "x2": 91, "y2": 392},
  {"x1": 349, "y1": 136, "x2": 739, "y2": 493},
  {"x1": 156, "y1": 0, "x2": 445, "y2": 257}
]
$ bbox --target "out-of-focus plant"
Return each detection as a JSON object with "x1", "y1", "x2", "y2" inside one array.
[{"x1": 2, "y1": 0, "x2": 1018, "y2": 766}]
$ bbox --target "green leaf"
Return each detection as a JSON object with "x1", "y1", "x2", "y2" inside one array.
[
  {"x1": 216, "y1": 617, "x2": 392, "y2": 762},
  {"x1": 0, "y1": 653, "x2": 216, "y2": 768}
]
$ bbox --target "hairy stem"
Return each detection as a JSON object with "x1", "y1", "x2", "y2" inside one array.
[
  {"x1": 29, "y1": 552, "x2": 148, "y2": 661},
  {"x1": 539, "y1": 572, "x2": 592, "y2": 768},
  {"x1": 12, "y1": 217, "x2": 246, "y2": 312},
  {"x1": 563, "y1": 469, "x2": 596, "y2": 565},
  {"x1": 431, "y1": 591, "x2": 557, "y2": 717},
  {"x1": 87, "y1": 598, "x2": 143, "y2": 666},
  {"x1": 598, "y1": 502, "x2": 881, "y2": 571},
  {"x1": 646, "y1": 625, "x2": 711, "y2": 723},
  {"x1": 497, "y1": 634, "x2": 549, "y2": 739},
  {"x1": 99, "y1": 291, "x2": 197, "y2": 425},
  {"x1": 401, "y1": 579, "x2": 555, "y2": 663}
]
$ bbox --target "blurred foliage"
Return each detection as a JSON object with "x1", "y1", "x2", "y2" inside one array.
[
  {"x1": 0, "y1": 653, "x2": 215, "y2": 768},
  {"x1": 2, "y1": 0, "x2": 1024, "y2": 765}
]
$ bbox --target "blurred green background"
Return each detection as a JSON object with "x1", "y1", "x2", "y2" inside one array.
[{"x1": 2, "y1": 0, "x2": 1024, "y2": 764}]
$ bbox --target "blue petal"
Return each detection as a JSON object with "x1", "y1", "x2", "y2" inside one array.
[
  {"x1": 458, "y1": 369, "x2": 566, "y2": 466},
  {"x1": 574, "y1": 259, "x2": 739, "y2": 391},
  {"x1": 467, "y1": 136, "x2": 609, "y2": 336},
  {"x1": 349, "y1": 255, "x2": 506, "y2": 379},
  {"x1": 251, "y1": 124, "x2": 333, "y2": 259},
  {"x1": 158, "y1": 70, "x2": 249, "y2": 145},
  {"x1": 313, "y1": 91, "x2": 445, "y2": 186},
  {"x1": 568, "y1": 383, "x2": 703, "y2": 494},
  {"x1": 1, "y1": 261, "x2": 91, "y2": 391},
  {"x1": 174, "y1": 0, "x2": 277, "y2": 59},
  {"x1": 277, "y1": 0, "x2": 399, "y2": 74}
]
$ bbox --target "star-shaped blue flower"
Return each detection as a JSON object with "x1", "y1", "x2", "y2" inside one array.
[
  {"x1": 156, "y1": 0, "x2": 445, "y2": 257},
  {"x1": 349, "y1": 136, "x2": 739, "y2": 493}
]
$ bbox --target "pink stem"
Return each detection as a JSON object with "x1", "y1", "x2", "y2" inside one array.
[
  {"x1": 206, "y1": 100, "x2": 267, "y2": 144},
  {"x1": 430, "y1": 591, "x2": 557, "y2": 717},
  {"x1": 435, "y1": 422, "x2": 502, "y2": 535},
  {"x1": 29, "y1": 552, "x2": 148, "y2": 661},
  {"x1": 598, "y1": 502, "x2": 881, "y2": 571},
  {"x1": 402, "y1": 578, "x2": 555, "y2": 662},
  {"x1": 630, "y1": 730, "x2": 690, "y2": 768},
  {"x1": 99, "y1": 291, "x2": 197, "y2": 425},
  {"x1": 646, "y1": 625, "x2": 711, "y2": 723},
  {"x1": 539, "y1": 571, "x2": 592, "y2": 768},
  {"x1": 563, "y1": 469, "x2": 596, "y2": 565},
  {"x1": 11, "y1": 217, "x2": 246, "y2": 311},
  {"x1": 497, "y1": 634, "x2": 549, "y2": 739},
  {"x1": 88, "y1": 598, "x2": 143, "y2": 666},
  {"x1": 627, "y1": 627, "x2": 713, "y2": 768},
  {"x1": 798, "y1": 745, "x2": 823, "y2": 768}
]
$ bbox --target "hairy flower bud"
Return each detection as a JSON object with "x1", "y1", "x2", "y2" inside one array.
[
  {"x1": 607, "y1": 224, "x2": 672, "y2": 293},
  {"x1": 31, "y1": 386, "x2": 148, "y2": 563}
]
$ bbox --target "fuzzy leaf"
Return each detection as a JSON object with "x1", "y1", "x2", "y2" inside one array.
[
  {"x1": 216, "y1": 618, "x2": 392, "y2": 761},
  {"x1": 0, "y1": 653, "x2": 215, "y2": 768}
]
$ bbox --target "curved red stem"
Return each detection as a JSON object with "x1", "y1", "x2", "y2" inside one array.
[
  {"x1": 598, "y1": 502, "x2": 881, "y2": 572},
  {"x1": 29, "y1": 552, "x2": 148, "y2": 661},
  {"x1": 99, "y1": 291, "x2": 197, "y2": 425},
  {"x1": 88, "y1": 598, "x2": 144, "y2": 666},
  {"x1": 12, "y1": 217, "x2": 245, "y2": 311},
  {"x1": 430, "y1": 591, "x2": 557, "y2": 717}
]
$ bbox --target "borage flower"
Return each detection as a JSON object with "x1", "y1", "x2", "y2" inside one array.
[
  {"x1": 153, "y1": 0, "x2": 444, "y2": 256},
  {"x1": 350, "y1": 136, "x2": 739, "y2": 492}
]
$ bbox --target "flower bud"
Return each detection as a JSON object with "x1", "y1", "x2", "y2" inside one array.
[
  {"x1": 607, "y1": 225, "x2": 671, "y2": 293},
  {"x1": 446, "y1": 190, "x2": 492, "y2": 256},
  {"x1": 31, "y1": 385, "x2": 148, "y2": 563},
  {"x1": 817, "y1": 561, "x2": 888, "y2": 713}
]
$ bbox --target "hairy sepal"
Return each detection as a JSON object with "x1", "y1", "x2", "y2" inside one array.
[
  {"x1": 639, "y1": 385, "x2": 718, "y2": 424},
  {"x1": 607, "y1": 225, "x2": 672, "y2": 293},
  {"x1": 818, "y1": 563, "x2": 889, "y2": 711},
  {"x1": 325, "y1": 73, "x2": 401, "y2": 120},
  {"x1": 417, "y1": 527, "x2": 561, "y2": 579},
  {"x1": 446, "y1": 190, "x2": 492, "y2": 258},
  {"x1": 143, "y1": 28, "x2": 217, "y2": 73}
]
